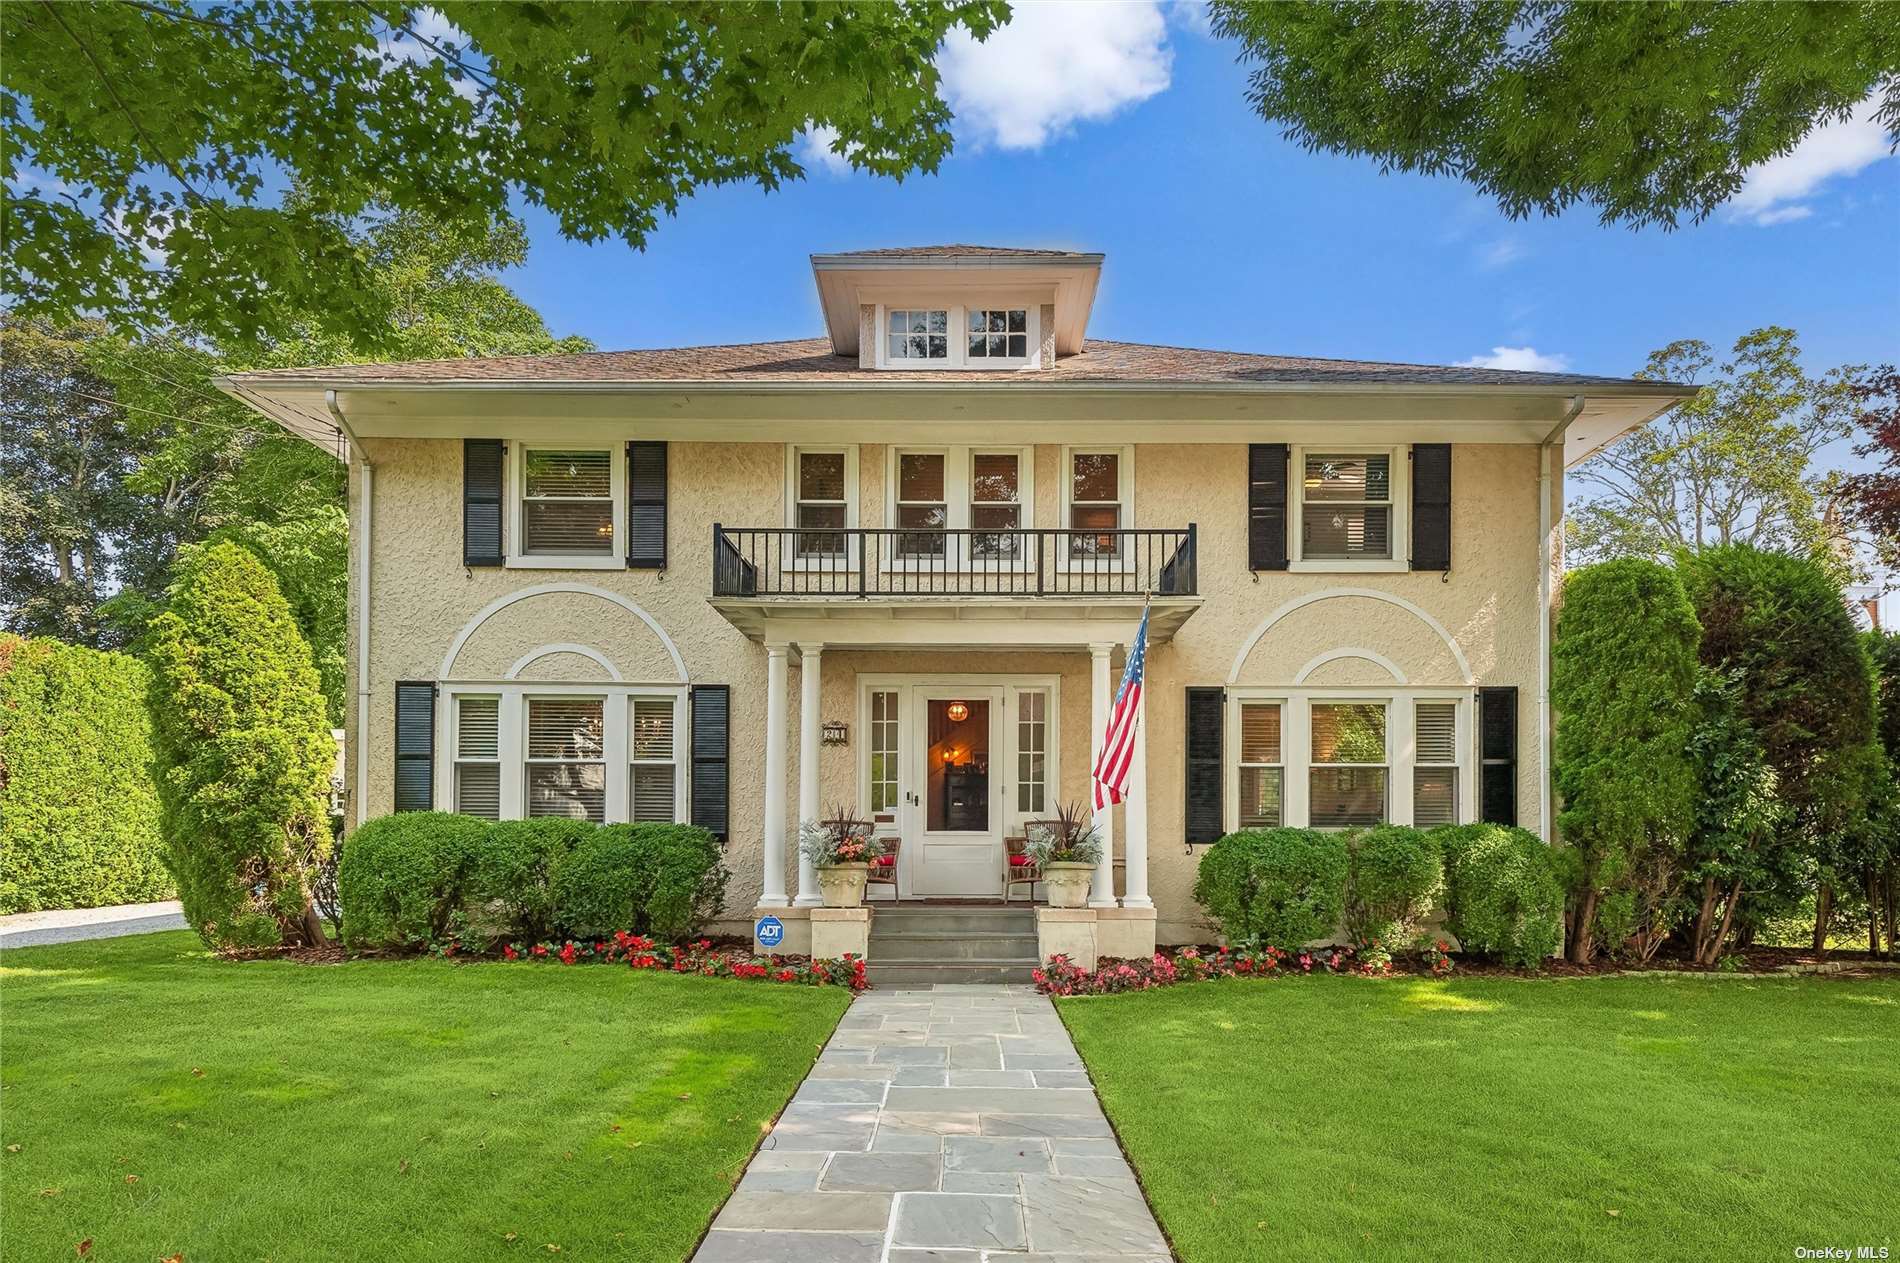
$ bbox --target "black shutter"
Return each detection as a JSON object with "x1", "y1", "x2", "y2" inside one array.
[
  {"x1": 627, "y1": 441, "x2": 667, "y2": 569},
  {"x1": 463, "y1": 439, "x2": 505, "y2": 566},
  {"x1": 1411, "y1": 443, "x2": 1452, "y2": 571},
  {"x1": 1248, "y1": 444, "x2": 1289, "y2": 571},
  {"x1": 1478, "y1": 686, "x2": 1517, "y2": 826},
  {"x1": 394, "y1": 681, "x2": 436, "y2": 812},
  {"x1": 690, "y1": 685, "x2": 730, "y2": 843},
  {"x1": 1185, "y1": 687, "x2": 1225, "y2": 843}
]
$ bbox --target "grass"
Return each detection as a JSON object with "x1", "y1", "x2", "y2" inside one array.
[
  {"x1": 1059, "y1": 973, "x2": 1900, "y2": 1263},
  {"x1": 0, "y1": 931, "x2": 851, "y2": 1263}
]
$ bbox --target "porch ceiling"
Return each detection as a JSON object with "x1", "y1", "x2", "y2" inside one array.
[{"x1": 707, "y1": 595, "x2": 1198, "y2": 648}]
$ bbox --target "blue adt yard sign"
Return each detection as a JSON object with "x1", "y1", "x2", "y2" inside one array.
[{"x1": 755, "y1": 916, "x2": 785, "y2": 949}]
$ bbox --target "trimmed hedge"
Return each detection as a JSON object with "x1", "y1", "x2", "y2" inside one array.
[
  {"x1": 1432, "y1": 823, "x2": 1566, "y2": 968},
  {"x1": 340, "y1": 813, "x2": 728, "y2": 951},
  {"x1": 0, "y1": 635, "x2": 170, "y2": 914},
  {"x1": 1192, "y1": 828, "x2": 1350, "y2": 950},
  {"x1": 1343, "y1": 825, "x2": 1443, "y2": 945}
]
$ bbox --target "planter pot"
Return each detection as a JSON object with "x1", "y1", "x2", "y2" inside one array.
[
  {"x1": 1042, "y1": 861, "x2": 1095, "y2": 909},
  {"x1": 818, "y1": 862, "x2": 870, "y2": 908}
]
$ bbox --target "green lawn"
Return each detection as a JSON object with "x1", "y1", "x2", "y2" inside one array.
[
  {"x1": 1060, "y1": 974, "x2": 1900, "y2": 1263},
  {"x1": 0, "y1": 931, "x2": 850, "y2": 1263}
]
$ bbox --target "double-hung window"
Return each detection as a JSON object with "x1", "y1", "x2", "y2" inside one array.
[
  {"x1": 525, "y1": 697, "x2": 606, "y2": 822},
  {"x1": 895, "y1": 451, "x2": 948, "y2": 559},
  {"x1": 1300, "y1": 451, "x2": 1393, "y2": 561},
  {"x1": 794, "y1": 449, "x2": 850, "y2": 560},
  {"x1": 1238, "y1": 702, "x2": 1283, "y2": 828},
  {"x1": 629, "y1": 697, "x2": 678, "y2": 823},
  {"x1": 520, "y1": 448, "x2": 615, "y2": 558},
  {"x1": 1412, "y1": 702, "x2": 1459, "y2": 826},
  {"x1": 454, "y1": 696, "x2": 501, "y2": 819},
  {"x1": 1067, "y1": 449, "x2": 1126, "y2": 560},
  {"x1": 1310, "y1": 702, "x2": 1387, "y2": 827},
  {"x1": 971, "y1": 452, "x2": 1022, "y2": 558},
  {"x1": 888, "y1": 309, "x2": 949, "y2": 360}
]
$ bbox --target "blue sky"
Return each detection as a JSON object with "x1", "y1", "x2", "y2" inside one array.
[{"x1": 506, "y1": 3, "x2": 1899, "y2": 391}]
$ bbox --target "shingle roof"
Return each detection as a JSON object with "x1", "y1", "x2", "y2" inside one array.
[{"x1": 226, "y1": 337, "x2": 1684, "y2": 391}]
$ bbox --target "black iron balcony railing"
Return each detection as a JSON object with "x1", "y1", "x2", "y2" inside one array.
[{"x1": 712, "y1": 525, "x2": 1197, "y2": 598}]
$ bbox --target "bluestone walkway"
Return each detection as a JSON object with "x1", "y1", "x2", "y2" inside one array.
[
  {"x1": 693, "y1": 983, "x2": 1171, "y2": 1263},
  {"x1": 0, "y1": 900, "x2": 186, "y2": 948}
]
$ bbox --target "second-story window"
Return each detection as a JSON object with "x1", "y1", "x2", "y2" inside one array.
[
  {"x1": 1068, "y1": 450, "x2": 1124, "y2": 559},
  {"x1": 967, "y1": 309, "x2": 1028, "y2": 359},
  {"x1": 888, "y1": 309, "x2": 949, "y2": 360},
  {"x1": 971, "y1": 452, "x2": 1021, "y2": 558},
  {"x1": 1302, "y1": 451, "x2": 1393, "y2": 561},
  {"x1": 896, "y1": 452, "x2": 947, "y2": 558},
  {"x1": 522, "y1": 448, "x2": 614, "y2": 556},
  {"x1": 796, "y1": 449, "x2": 848, "y2": 559}
]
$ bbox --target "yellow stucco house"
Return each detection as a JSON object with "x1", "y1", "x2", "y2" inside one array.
[{"x1": 220, "y1": 245, "x2": 1690, "y2": 979}]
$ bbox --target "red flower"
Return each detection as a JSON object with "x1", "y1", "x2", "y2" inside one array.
[{"x1": 503, "y1": 944, "x2": 519, "y2": 961}]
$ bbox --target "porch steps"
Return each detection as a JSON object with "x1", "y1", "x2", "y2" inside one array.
[{"x1": 865, "y1": 905, "x2": 1041, "y2": 987}]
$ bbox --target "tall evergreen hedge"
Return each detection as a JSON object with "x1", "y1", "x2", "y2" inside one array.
[
  {"x1": 145, "y1": 543, "x2": 335, "y2": 948},
  {"x1": 0, "y1": 634, "x2": 170, "y2": 913}
]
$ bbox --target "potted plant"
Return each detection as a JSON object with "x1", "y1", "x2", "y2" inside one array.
[
  {"x1": 1025, "y1": 802, "x2": 1104, "y2": 908},
  {"x1": 798, "y1": 805, "x2": 885, "y2": 907}
]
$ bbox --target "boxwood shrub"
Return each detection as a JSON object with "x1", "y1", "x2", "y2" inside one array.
[
  {"x1": 1343, "y1": 824, "x2": 1443, "y2": 946},
  {"x1": 1432, "y1": 823, "x2": 1565, "y2": 968},
  {"x1": 466, "y1": 818, "x2": 595, "y2": 944},
  {"x1": 339, "y1": 812, "x2": 490, "y2": 950},
  {"x1": 550, "y1": 823, "x2": 728, "y2": 942},
  {"x1": 1192, "y1": 827, "x2": 1350, "y2": 950}
]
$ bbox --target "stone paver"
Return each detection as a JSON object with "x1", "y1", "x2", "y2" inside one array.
[{"x1": 693, "y1": 984, "x2": 1171, "y2": 1261}]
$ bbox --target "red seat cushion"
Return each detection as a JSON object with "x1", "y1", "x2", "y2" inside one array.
[
  {"x1": 1008, "y1": 855, "x2": 1033, "y2": 867},
  {"x1": 874, "y1": 855, "x2": 896, "y2": 867}
]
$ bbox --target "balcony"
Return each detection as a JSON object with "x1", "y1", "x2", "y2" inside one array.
[{"x1": 709, "y1": 525, "x2": 1200, "y2": 646}]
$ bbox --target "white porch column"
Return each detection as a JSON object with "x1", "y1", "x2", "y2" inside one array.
[
  {"x1": 1088, "y1": 642, "x2": 1118, "y2": 908},
  {"x1": 759, "y1": 644, "x2": 790, "y2": 908},
  {"x1": 794, "y1": 642, "x2": 824, "y2": 907},
  {"x1": 1122, "y1": 680, "x2": 1152, "y2": 908}
]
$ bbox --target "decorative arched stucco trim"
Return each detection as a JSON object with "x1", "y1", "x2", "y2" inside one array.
[
  {"x1": 1292, "y1": 647, "x2": 1408, "y2": 685},
  {"x1": 1226, "y1": 587, "x2": 1475, "y2": 686},
  {"x1": 439, "y1": 583, "x2": 688, "y2": 683},
  {"x1": 505, "y1": 643, "x2": 624, "y2": 682}
]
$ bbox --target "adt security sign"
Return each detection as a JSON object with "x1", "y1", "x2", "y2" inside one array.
[{"x1": 755, "y1": 915, "x2": 785, "y2": 949}]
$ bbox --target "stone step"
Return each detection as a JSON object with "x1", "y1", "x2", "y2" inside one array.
[
  {"x1": 864, "y1": 960, "x2": 1041, "y2": 987},
  {"x1": 867, "y1": 932, "x2": 1040, "y2": 961},
  {"x1": 868, "y1": 907, "x2": 1038, "y2": 936}
]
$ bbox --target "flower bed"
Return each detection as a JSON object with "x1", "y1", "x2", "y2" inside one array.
[
  {"x1": 434, "y1": 931, "x2": 869, "y2": 991},
  {"x1": 1032, "y1": 939, "x2": 1453, "y2": 996}
]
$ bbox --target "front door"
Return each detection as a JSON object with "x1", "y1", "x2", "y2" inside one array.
[{"x1": 911, "y1": 689, "x2": 1003, "y2": 896}]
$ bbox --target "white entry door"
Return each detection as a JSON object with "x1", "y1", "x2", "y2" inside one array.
[{"x1": 908, "y1": 687, "x2": 1004, "y2": 896}]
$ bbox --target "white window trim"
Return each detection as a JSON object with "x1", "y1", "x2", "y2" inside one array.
[
  {"x1": 882, "y1": 445, "x2": 1035, "y2": 572},
  {"x1": 1224, "y1": 688, "x2": 1472, "y2": 831},
  {"x1": 451, "y1": 694, "x2": 503, "y2": 820},
  {"x1": 1058, "y1": 444, "x2": 1135, "y2": 572},
  {"x1": 874, "y1": 304, "x2": 1042, "y2": 371},
  {"x1": 436, "y1": 682, "x2": 688, "y2": 824},
  {"x1": 783, "y1": 444, "x2": 860, "y2": 573},
  {"x1": 506, "y1": 442, "x2": 626, "y2": 571},
  {"x1": 1289, "y1": 444, "x2": 1409, "y2": 574}
]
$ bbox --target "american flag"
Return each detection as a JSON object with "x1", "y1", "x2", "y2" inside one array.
[{"x1": 1092, "y1": 606, "x2": 1149, "y2": 810}]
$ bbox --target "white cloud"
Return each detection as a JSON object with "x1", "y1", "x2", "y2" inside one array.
[
  {"x1": 1477, "y1": 237, "x2": 1529, "y2": 270},
  {"x1": 1457, "y1": 346, "x2": 1572, "y2": 372},
  {"x1": 1728, "y1": 93, "x2": 1891, "y2": 225},
  {"x1": 937, "y1": 1, "x2": 1173, "y2": 151},
  {"x1": 377, "y1": 7, "x2": 480, "y2": 101},
  {"x1": 797, "y1": 125, "x2": 854, "y2": 177}
]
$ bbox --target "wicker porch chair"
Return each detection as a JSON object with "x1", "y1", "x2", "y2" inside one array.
[{"x1": 866, "y1": 837, "x2": 901, "y2": 900}]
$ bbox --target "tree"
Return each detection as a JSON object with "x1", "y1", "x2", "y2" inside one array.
[
  {"x1": 3, "y1": 1, "x2": 1008, "y2": 343},
  {"x1": 1552, "y1": 559, "x2": 1700, "y2": 963},
  {"x1": 1683, "y1": 669, "x2": 1789, "y2": 965},
  {"x1": 144, "y1": 543, "x2": 335, "y2": 949},
  {"x1": 0, "y1": 321, "x2": 151, "y2": 644},
  {"x1": 1208, "y1": 2, "x2": 1900, "y2": 229},
  {"x1": 1859, "y1": 631, "x2": 1899, "y2": 955},
  {"x1": 1681, "y1": 545, "x2": 1879, "y2": 951},
  {"x1": 1839, "y1": 366, "x2": 1900, "y2": 572},
  {"x1": 1568, "y1": 328, "x2": 1860, "y2": 578}
]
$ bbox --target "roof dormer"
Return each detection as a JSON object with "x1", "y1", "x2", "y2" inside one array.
[{"x1": 810, "y1": 245, "x2": 1104, "y2": 369}]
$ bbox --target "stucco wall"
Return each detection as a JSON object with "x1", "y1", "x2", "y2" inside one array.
[{"x1": 348, "y1": 436, "x2": 1552, "y2": 942}]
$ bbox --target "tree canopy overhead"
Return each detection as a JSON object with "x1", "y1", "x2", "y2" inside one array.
[
  {"x1": 3, "y1": 0, "x2": 1009, "y2": 344},
  {"x1": 1209, "y1": 1, "x2": 1900, "y2": 229}
]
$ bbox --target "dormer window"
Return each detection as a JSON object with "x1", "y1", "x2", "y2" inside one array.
[
  {"x1": 888, "y1": 310, "x2": 949, "y2": 360},
  {"x1": 967, "y1": 309, "x2": 1029, "y2": 360}
]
